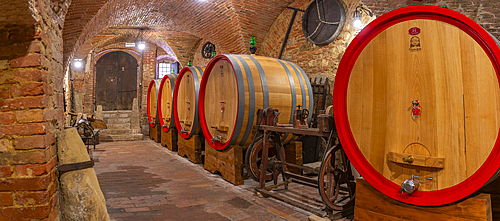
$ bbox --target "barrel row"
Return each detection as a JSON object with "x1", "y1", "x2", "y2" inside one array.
[{"x1": 146, "y1": 55, "x2": 314, "y2": 151}]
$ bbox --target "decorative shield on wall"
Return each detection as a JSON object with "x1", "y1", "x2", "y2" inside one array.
[{"x1": 302, "y1": 0, "x2": 346, "y2": 45}]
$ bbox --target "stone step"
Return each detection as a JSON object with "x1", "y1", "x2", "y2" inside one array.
[
  {"x1": 99, "y1": 129, "x2": 141, "y2": 135},
  {"x1": 100, "y1": 134, "x2": 144, "y2": 142},
  {"x1": 106, "y1": 123, "x2": 131, "y2": 129},
  {"x1": 104, "y1": 118, "x2": 131, "y2": 124},
  {"x1": 102, "y1": 110, "x2": 132, "y2": 113},
  {"x1": 103, "y1": 113, "x2": 132, "y2": 119}
]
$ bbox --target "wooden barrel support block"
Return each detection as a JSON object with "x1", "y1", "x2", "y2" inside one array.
[
  {"x1": 177, "y1": 135, "x2": 204, "y2": 164},
  {"x1": 284, "y1": 141, "x2": 303, "y2": 175},
  {"x1": 333, "y1": 5, "x2": 500, "y2": 206},
  {"x1": 355, "y1": 178, "x2": 492, "y2": 221},
  {"x1": 150, "y1": 124, "x2": 161, "y2": 143},
  {"x1": 149, "y1": 125, "x2": 155, "y2": 140},
  {"x1": 204, "y1": 141, "x2": 244, "y2": 185},
  {"x1": 480, "y1": 177, "x2": 500, "y2": 220},
  {"x1": 161, "y1": 127, "x2": 178, "y2": 151}
]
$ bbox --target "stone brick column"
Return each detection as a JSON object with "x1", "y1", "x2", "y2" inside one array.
[
  {"x1": 140, "y1": 44, "x2": 158, "y2": 135},
  {"x1": 0, "y1": 0, "x2": 68, "y2": 220}
]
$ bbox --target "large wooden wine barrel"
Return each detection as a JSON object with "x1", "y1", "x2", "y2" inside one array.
[
  {"x1": 333, "y1": 5, "x2": 500, "y2": 206},
  {"x1": 147, "y1": 79, "x2": 161, "y2": 127},
  {"x1": 199, "y1": 55, "x2": 313, "y2": 151},
  {"x1": 158, "y1": 74, "x2": 178, "y2": 133},
  {"x1": 173, "y1": 67, "x2": 205, "y2": 140}
]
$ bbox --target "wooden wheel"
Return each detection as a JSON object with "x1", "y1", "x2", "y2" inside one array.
[
  {"x1": 245, "y1": 135, "x2": 286, "y2": 182},
  {"x1": 318, "y1": 145, "x2": 355, "y2": 211},
  {"x1": 91, "y1": 119, "x2": 107, "y2": 129}
]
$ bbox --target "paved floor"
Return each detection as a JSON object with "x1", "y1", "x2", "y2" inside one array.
[{"x1": 92, "y1": 139, "x2": 314, "y2": 221}]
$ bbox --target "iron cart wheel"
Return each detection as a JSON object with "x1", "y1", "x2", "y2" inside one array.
[
  {"x1": 318, "y1": 144, "x2": 356, "y2": 210},
  {"x1": 245, "y1": 135, "x2": 286, "y2": 182},
  {"x1": 201, "y1": 41, "x2": 215, "y2": 59}
]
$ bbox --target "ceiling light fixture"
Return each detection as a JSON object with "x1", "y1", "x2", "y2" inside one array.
[
  {"x1": 137, "y1": 29, "x2": 146, "y2": 50},
  {"x1": 74, "y1": 59, "x2": 82, "y2": 68},
  {"x1": 138, "y1": 41, "x2": 146, "y2": 50}
]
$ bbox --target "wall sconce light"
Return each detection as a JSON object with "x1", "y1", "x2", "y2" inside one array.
[
  {"x1": 353, "y1": 4, "x2": 373, "y2": 30},
  {"x1": 137, "y1": 41, "x2": 146, "y2": 50},
  {"x1": 74, "y1": 59, "x2": 82, "y2": 68}
]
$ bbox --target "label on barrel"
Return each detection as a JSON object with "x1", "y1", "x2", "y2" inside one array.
[
  {"x1": 409, "y1": 36, "x2": 422, "y2": 52},
  {"x1": 409, "y1": 27, "x2": 421, "y2": 35}
]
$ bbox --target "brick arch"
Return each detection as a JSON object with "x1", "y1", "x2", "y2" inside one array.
[
  {"x1": 71, "y1": 29, "x2": 178, "y2": 68},
  {"x1": 64, "y1": 0, "x2": 304, "y2": 72},
  {"x1": 94, "y1": 49, "x2": 142, "y2": 66}
]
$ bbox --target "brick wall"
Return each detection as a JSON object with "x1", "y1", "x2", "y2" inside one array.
[
  {"x1": 0, "y1": 0, "x2": 68, "y2": 220},
  {"x1": 70, "y1": 43, "x2": 144, "y2": 115},
  {"x1": 139, "y1": 44, "x2": 158, "y2": 134},
  {"x1": 68, "y1": 40, "x2": 168, "y2": 135},
  {"x1": 362, "y1": 0, "x2": 500, "y2": 40},
  {"x1": 192, "y1": 39, "x2": 235, "y2": 67},
  {"x1": 258, "y1": 0, "x2": 371, "y2": 108}
]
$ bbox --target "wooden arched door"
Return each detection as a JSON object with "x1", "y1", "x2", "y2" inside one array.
[{"x1": 96, "y1": 51, "x2": 138, "y2": 110}]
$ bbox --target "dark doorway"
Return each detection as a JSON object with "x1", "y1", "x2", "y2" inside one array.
[{"x1": 96, "y1": 51, "x2": 138, "y2": 111}]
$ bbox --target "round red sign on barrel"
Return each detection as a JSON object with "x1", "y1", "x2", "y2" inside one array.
[{"x1": 409, "y1": 27, "x2": 421, "y2": 35}]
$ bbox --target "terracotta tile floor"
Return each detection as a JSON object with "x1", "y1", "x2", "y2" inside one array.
[{"x1": 91, "y1": 139, "x2": 315, "y2": 221}]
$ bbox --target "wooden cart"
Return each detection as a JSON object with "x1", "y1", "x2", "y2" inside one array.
[{"x1": 246, "y1": 107, "x2": 355, "y2": 219}]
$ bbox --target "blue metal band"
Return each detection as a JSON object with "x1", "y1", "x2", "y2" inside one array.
[
  {"x1": 193, "y1": 67, "x2": 204, "y2": 137},
  {"x1": 283, "y1": 62, "x2": 305, "y2": 144},
  {"x1": 243, "y1": 55, "x2": 269, "y2": 108},
  {"x1": 273, "y1": 59, "x2": 296, "y2": 143},
  {"x1": 226, "y1": 55, "x2": 246, "y2": 146},
  {"x1": 290, "y1": 62, "x2": 314, "y2": 124},
  {"x1": 286, "y1": 61, "x2": 307, "y2": 113},
  {"x1": 234, "y1": 55, "x2": 255, "y2": 146}
]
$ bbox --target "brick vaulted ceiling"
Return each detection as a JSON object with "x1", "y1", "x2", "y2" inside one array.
[{"x1": 63, "y1": 0, "x2": 296, "y2": 67}]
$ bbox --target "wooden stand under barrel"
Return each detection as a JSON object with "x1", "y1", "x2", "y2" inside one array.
[
  {"x1": 161, "y1": 127, "x2": 178, "y2": 151},
  {"x1": 355, "y1": 178, "x2": 492, "y2": 220},
  {"x1": 149, "y1": 124, "x2": 161, "y2": 143},
  {"x1": 177, "y1": 135, "x2": 204, "y2": 164},
  {"x1": 204, "y1": 142, "x2": 244, "y2": 185}
]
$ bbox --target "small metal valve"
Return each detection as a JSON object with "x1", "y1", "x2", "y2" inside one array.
[
  {"x1": 180, "y1": 128, "x2": 188, "y2": 134},
  {"x1": 211, "y1": 135, "x2": 222, "y2": 144},
  {"x1": 399, "y1": 175, "x2": 433, "y2": 194}
]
